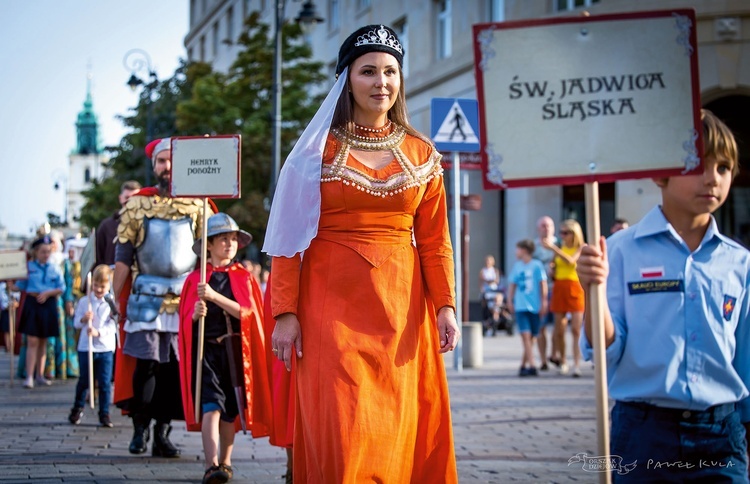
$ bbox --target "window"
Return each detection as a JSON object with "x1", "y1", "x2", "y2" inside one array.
[
  {"x1": 554, "y1": 0, "x2": 599, "y2": 12},
  {"x1": 200, "y1": 35, "x2": 206, "y2": 61},
  {"x1": 244, "y1": 0, "x2": 250, "y2": 18},
  {"x1": 394, "y1": 20, "x2": 409, "y2": 78},
  {"x1": 260, "y1": 0, "x2": 267, "y2": 11},
  {"x1": 212, "y1": 21, "x2": 219, "y2": 57},
  {"x1": 329, "y1": 0, "x2": 340, "y2": 31},
  {"x1": 489, "y1": 0, "x2": 504, "y2": 22},
  {"x1": 84, "y1": 168, "x2": 91, "y2": 183},
  {"x1": 226, "y1": 6, "x2": 234, "y2": 43},
  {"x1": 188, "y1": 47, "x2": 194, "y2": 62},
  {"x1": 436, "y1": 0, "x2": 452, "y2": 59}
]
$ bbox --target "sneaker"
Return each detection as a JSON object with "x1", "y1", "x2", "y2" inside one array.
[
  {"x1": 518, "y1": 367, "x2": 530, "y2": 377},
  {"x1": 572, "y1": 367, "x2": 582, "y2": 378},
  {"x1": 68, "y1": 407, "x2": 84, "y2": 425},
  {"x1": 559, "y1": 363, "x2": 570, "y2": 375},
  {"x1": 99, "y1": 415, "x2": 114, "y2": 428},
  {"x1": 528, "y1": 367, "x2": 539, "y2": 376},
  {"x1": 35, "y1": 377, "x2": 52, "y2": 386},
  {"x1": 22, "y1": 377, "x2": 34, "y2": 389},
  {"x1": 540, "y1": 363, "x2": 549, "y2": 371}
]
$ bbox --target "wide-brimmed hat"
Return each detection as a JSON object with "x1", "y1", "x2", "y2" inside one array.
[{"x1": 192, "y1": 213, "x2": 252, "y2": 255}]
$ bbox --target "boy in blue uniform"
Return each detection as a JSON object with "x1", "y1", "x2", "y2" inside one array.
[{"x1": 577, "y1": 109, "x2": 749, "y2": 481}]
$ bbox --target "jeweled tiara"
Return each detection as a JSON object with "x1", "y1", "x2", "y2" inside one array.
[{"x1": 354, "y1": 25, "x2": 403, "y2": 54}]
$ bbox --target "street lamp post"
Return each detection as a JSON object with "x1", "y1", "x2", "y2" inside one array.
[
  {"x1": 123, "y1": 48, "x2": 158, "y2": 187},
  {"x1": 52, "y1": 172, "x2": 68, "y2": 227},
  {"x1": 269, "y1": 0, "x2": 324, "y2": 202}
]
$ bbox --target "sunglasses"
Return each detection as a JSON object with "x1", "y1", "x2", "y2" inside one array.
[{"x1": 560, "y1": 230, "x2": 571, "y2": 235}]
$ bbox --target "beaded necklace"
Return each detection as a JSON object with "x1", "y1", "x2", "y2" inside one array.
[
  {"x1": 354, "y1": 120, "x2": 392, "y2": 133},
  {"x1": 322, "y1": 124, "x2": 443, "y2": 198}
]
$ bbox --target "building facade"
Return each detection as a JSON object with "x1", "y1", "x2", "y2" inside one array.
[{"x1": 185, "y1": 0, "x2": 750, "y2": 316}]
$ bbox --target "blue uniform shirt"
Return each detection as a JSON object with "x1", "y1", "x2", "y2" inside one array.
[
  {"x1": 15, "y1": 260, "x2": 65, "y2": 294},
  {"x1": 581, "y1": 206, "x2": 750, "y2": 421},
  {"x1": 0, "y1": 282, "x2": 8, "y2": 310},
  {"x1": 509, "y1": 258, "x2": 547, "y2": 313}
]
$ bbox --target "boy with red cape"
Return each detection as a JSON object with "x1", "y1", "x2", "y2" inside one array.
[{"x1": 178, "y1": 213, "x2": 272, "y2": 484}]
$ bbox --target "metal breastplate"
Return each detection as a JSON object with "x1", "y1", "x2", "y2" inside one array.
[
  {"x1": 136, "y1": 217, "x2": 197, "y2": 278},
  {"x1": 127, "y1": 217, "x2": 197, "y2": 323}
]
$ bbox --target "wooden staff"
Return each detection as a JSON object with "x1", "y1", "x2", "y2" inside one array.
[
  {"x1": 7, "y1": 284, "x2": 15, "y2": 387},
  {"x1": 86, "y1": 272, "x2": 95, "y2": 410},
  {"x1": 194, "y1": 197, "x2": 209, "y2": 423},
  {"x1": 584, "y1": 181, "x2": 611, "y2": 484}
]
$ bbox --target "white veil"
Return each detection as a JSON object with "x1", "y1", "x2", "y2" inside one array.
[{"x1": 262, "y1": 68, "x2": 348, "y2": 258}]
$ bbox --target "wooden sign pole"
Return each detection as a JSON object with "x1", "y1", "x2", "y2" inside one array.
[
  {"x1": 194, "y1": 197, "x2": 209, "y2": 423},
  {"x1": 7, "y1": 285, "x2": 14, "y2": 387},
  {"x1": 584, "y1": 181, "x2": 611, "y2": 484},
  {"x1": 86, "y1": 273, "x2": 95, "y2": 410}
]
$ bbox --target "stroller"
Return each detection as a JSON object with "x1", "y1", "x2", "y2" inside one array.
[{"x1": 481, "y1": 287, "x2": 514, "y2": 336}]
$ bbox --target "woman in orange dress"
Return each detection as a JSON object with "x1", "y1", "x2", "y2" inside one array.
[{"x1": 263, "y1": 24, "x2": 460, "y2": 483}]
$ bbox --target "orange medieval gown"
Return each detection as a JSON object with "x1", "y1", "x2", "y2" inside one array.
[
  {"x1": 271, "y1": 125, "x2": 458, "y2": 483},
  {"x1": 263, "y1": 272, "x2": 296, "y2": 448}
]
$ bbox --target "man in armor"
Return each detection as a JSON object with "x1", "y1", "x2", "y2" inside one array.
[{"x1": 113, "y1": 138, "x2": 213, "y2": 457}]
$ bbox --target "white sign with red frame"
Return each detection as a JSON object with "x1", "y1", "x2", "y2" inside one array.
[
  {"x1": 473, "y1": 9, "x2": 701, "y2": 189},
  {"x1": 170, "y1": 135, "x2": 241, "y2": 198}
]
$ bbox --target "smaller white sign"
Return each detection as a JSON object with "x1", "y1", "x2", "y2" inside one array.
[
  {"x1": 170, "y1": 135, "x2": 241, "y2": 198},
  {"x1": 0, "y1": 251, "x2": 28, "y2": 281}
]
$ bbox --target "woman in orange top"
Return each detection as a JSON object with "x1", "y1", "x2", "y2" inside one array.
[
  {"x1": 543, "y1": 219, "x2": 585, "y2": 377},
  {"x1": 263, "y1": 24, "x2": 460, "y2": 483}
]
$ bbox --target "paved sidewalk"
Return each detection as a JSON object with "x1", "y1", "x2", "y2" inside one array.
[{"x1": 0, "y1": 332, "x2": 601, "y2": 483}]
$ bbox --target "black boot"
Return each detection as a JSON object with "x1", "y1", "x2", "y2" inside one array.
[
  {"x1": 152, "y1": 422, "x2": 181, "y2": 457},
  {"x1": 129, "y1": 415, "x2": 151, "y2": 454}
]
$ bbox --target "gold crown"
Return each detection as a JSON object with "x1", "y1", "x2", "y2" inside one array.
[{"x1": 354, "y1": 25, "x2": 403, "y2": 54}]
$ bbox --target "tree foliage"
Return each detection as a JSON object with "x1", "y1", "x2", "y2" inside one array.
[
  {"x1": 176, "y1": 12, "x2": 327, "y2": 247},
  {"x1": 79, "y1": 12, "x2": 327, "y2": 254},
  {"x1": 78, "y1": 61, "x2": 211, "y2": 230}
]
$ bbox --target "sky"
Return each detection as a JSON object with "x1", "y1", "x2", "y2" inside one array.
[{"x1": 0, "y1": 0, "x2": 188, "y2": 237}]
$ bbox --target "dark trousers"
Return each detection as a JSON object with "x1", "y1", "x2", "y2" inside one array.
[
  {"x1": 611, "y1": 401, "x2": 748, "y2": 483},
  {"x1": 130, "y1": 347, "x2": 184, "y2": 423},
  {"x1": 74, "y1": 351, "x2": 113, "y2": 417}
]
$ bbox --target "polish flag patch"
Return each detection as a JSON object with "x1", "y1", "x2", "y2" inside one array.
[{"x1": 640, "y1": 266, "x2": 664, "y2": 278}]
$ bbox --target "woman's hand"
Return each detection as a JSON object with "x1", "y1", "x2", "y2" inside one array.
[
  {"x1": 272, "y1": 313, "x2": 303, "y2": 372},
  {"x1": 192, "y1": 300, "x2": 207, "y2": 322},
  {"x1": 437, "y1": 306, "x2": 460, "y2": 354},
  {"x1": 196, "y1": 283, "x2": 217, "y2": 303}
]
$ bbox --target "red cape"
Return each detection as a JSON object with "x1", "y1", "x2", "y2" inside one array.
[
  {"x1": 178, "y1": 263, "x2": 273, "y2": 435},
  {"x1": 264, "y1": 272, "x2": 296, "y2": 448},
  {"x1": 112, "y1": 189, "x2": 217, "y2": 411}
]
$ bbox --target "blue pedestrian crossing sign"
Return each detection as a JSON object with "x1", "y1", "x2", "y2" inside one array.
[{"x1": 431, "y1": 98, "x2": 480, "y2": 153}]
